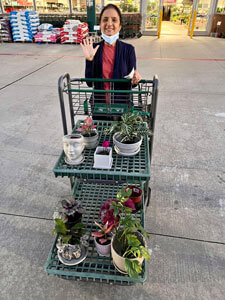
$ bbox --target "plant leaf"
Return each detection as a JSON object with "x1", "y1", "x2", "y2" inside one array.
[
  {"x1": 71, "y1": 222, "x2": 85, "y2": 230},
  {"x1": 125, "y1": 258, "x2": 142, "y2": 279},
  {"x1": 140, "y1": 246, "x2": 151, "y2": 260},
  {"x1": 62, "y1": 235, "x2": 71, "y2": 244},
  {"x1": 92, "y1": 231, "x2": 104, "y2": 237},
  {"x1": 127, "y1": 234, "x2": 141, "y2": 247}
]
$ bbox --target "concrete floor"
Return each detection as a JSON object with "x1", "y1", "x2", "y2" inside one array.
[{"x1": 0, "y1": 35, "x2": 225, "y2": 300}]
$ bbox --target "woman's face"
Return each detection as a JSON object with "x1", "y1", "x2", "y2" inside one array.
[{"x1": 100, "y1": 8, "x2": 121, "y2": 36}]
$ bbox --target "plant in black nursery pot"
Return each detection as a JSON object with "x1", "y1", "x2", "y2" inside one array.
[{"x1": 53, "y1": 198, "x2": 85, "y2": 229}]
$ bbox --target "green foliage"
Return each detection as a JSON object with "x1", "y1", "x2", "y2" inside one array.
[
  {"x1": 120, "y1": 0, "x2": 138, "y2": 12},
  {"x1": 104, "y1": 112, "x2": 152, "y2": 143},
  {"x1": 111, "y1": 193, "x2": 150, "y2": 279},
  {"x1": 53, "y1": 218, "x2": 86, "y2": 245},
  {"x1": 125, "y1": 259, "x2": 142, "y2": 279}
]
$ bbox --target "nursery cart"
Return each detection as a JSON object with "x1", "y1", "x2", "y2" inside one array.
[{"x1": 46, "y1": 74, "x2": 158, "y2": 285}]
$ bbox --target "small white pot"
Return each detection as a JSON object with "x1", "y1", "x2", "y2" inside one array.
[
  {"x1": 82, "y1": 130, "x2": 99, "y2": 149},
  {"x1": 94, "y1": 237, "x2": 111, "y2": 257},
  {"x1": 113, "y1": 132, "x2": 143, "y2": 156},
  {"x1": 93, "y1": 146, "x2": 113, "y2": 169}
]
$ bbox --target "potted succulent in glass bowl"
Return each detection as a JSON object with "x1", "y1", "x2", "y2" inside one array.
[
  {"x1": 109, "y1": 188, "x2": 151, "y2": 278},
  {"x1": 92, "y1": 221, "x2": 114, "y2": 257},
  {"x1": 53, "y1": 198, "x2": 85, "y2": 229},
  {"x1": 53, "y1": 219, "x2": 89, "y2": 266},
  {"x1": 104, "y1": 112, "x2": 152, "y2": 156},
  {"x1": 76, "y1": 116, "x2": 98, "y2": 149},
  {"x1": 93, "y1": 141, "x2": 113, "y2": 169}
]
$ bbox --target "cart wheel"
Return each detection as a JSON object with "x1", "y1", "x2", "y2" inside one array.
[
  {"x1": 137, "y1": 32, "x2": 142, "y2": 39},
  {"x1": 146, "y1": 187, "x2": 151, "y2": 207}
]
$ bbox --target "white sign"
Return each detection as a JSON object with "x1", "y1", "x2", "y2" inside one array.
[{"x1": 94, "y1": 25, "x2": 100, "y2": 30}]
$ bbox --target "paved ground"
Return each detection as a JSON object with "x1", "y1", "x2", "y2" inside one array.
[{"x1": 0, "y1": 35, "x2": 225, "y2": 300}]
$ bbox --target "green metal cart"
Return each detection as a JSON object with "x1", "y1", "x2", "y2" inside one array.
[{"x1": 45, "y1": 74, "x2": 158, "y2": 285}]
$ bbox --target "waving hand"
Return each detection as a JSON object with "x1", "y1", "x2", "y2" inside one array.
[{"x1": 81, "y1": 37, "x2": 100, "y2": 61}]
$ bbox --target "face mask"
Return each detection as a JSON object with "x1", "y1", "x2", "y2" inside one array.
[{"x1": 101, "y1": 31, "x2": 119, "y2": 45}]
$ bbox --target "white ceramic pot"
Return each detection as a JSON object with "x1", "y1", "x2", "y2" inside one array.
[
  {"x1": 94, "y1": 237, "x2": 111, "y2": 257},
  {"x1": 93, "y1": 146, "x2": 113, "y2": 169},
  {"x1": 63, "y1": 134, "x2": 85, "y2": 165},
  {"x1": 113, "y1": 132, "x2": 143, "y2": 156},
  {"x1": 82, "y1": 130, "x2": 99, "y2": 149},
  {"x1": 111, "y1": 231, "x2": 145, "y2": 274}
]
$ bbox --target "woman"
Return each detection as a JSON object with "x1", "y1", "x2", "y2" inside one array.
[{"x1": 81, "y1": 4, "x2": 141, "y2": 114}]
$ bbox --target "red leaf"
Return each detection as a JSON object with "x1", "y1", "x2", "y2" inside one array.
[
  {"x1": 105, "y1": 223, "x2": 114, "y2": 234},
  {"x1": 92, "y1": 232, "x2": 104, "y2": 237},
  {"x1": 99, "y1": 238, "x2": 108, "y2": 244}
]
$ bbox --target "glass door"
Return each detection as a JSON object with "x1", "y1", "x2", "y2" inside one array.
[
  {"x1": 143, "y1": 0, "x2": 160, "y2": 33},
  {"x1": 192, "y1": 0, "x2": 214, "y2": 33}
]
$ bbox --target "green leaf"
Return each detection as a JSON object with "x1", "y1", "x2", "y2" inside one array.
[
  {"x1": 125, "y1": 258, "x2": 142, "y2": 279},
  {"x1": 62, "y1": 235, "x2": 71, "y2": 244},
  {"x1": 54, "y1": 219, "x2": 67, "y2": 235},
  {"x1": 140, "y1": 246, "x2": 151, "y2": 260},
  {"x1": 71, "y1": 222, "x2": 85, "y2": 230},
  {"x1": 127, "y1": 234, "x2": 141, "y2": 247}
]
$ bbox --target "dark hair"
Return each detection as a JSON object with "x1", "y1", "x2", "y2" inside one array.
[{"x1": 99, "y1": 4, "x2": 122, "y2": 25}]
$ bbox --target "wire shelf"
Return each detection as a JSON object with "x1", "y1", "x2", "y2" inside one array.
[
  {"x1": 45, "y1": 180, "x2": 147, "y2": 284},
  {"x1": 53, "y1": 121, "x2": 151, "y2": 181}
]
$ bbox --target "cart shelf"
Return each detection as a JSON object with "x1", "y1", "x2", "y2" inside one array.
[
  {"x1": 46, "y1": 180, "x2": 147, "y2": 284},
  {"x1": 53, "y1": 121, "x2": 151, "y2": 181}
]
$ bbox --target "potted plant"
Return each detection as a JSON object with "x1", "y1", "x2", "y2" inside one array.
[
  {"x1": 109, "y1": 188, "x2": 150, "y2": 278},
  {"x1": 53, "y1": 198, "x2": 85, "y2": 229},
  {"x1": 63, "y1": 133, "x2": 85, "y2": 165},
  {"x1": 54, "y1": 218, "x2": 89, "y2": 266},
  {"x1": 93, "y1": 141, "x2": 113, "y2": 169},
  {"x1": 125, "y1": 186, "x2": 142, "y2": 211},
  {"x1": 104, "y1": 112, "x2": 152, "y2": 156},
  {"x1": 76, "y1": 116, "x2": 98, "y2": 149},
  {"x1": 92, "y1": 221, "x2": 114, "y2": 256},
  {"x1": 91, "y1": 191, "x2": 135, "y2": 256}
]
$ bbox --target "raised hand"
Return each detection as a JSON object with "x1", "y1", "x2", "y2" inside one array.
[{"x1": 80, "y1": 37, "x2": 100, "y2": 61}]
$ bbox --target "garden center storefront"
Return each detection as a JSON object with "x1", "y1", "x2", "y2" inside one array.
[{"x1": 0, "y1": 0, "x2": 225, "y2": 35}]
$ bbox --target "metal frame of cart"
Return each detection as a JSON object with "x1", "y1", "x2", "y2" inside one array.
[{"x1": 46, "y1": 74, "x2": 159, "y2": 284}]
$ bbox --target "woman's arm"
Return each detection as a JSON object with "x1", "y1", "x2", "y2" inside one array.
[
  {"x1": 128, "y1": 46, "x2": 142, "y2": 86},
  {"x1": 81, "y1": 37, "x2": 100, "y2": 87}
]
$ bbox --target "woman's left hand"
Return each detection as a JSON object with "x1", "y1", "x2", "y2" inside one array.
[{"x1": 131, "y1": 70, "x2": 142, "y2": 85}]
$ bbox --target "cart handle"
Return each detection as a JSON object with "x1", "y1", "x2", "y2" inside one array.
[
  {"x1": 68, "y1": 88, "x2": 149, "y2": 94},
  {"x1": 70, "y1": 78, "x2": 154, "y2": 84}
]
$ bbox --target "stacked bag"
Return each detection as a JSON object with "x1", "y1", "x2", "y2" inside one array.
[
  {"x1": 60, "y1": 20, "x2": 89, "y2": 44},
  {"x1": 34, "y1": 23, "x2": 60, "y2": 43},
  {"x1": 0, "y1": 18, "x2": 12, "y2": 42},
  {"x1": 10, "y1": 11, "x2": 40, "y2": 42}
]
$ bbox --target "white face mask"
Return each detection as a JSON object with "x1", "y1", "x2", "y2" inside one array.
[{"x1": 101, "y1": 31, "x2": 119, "y2": 45}]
